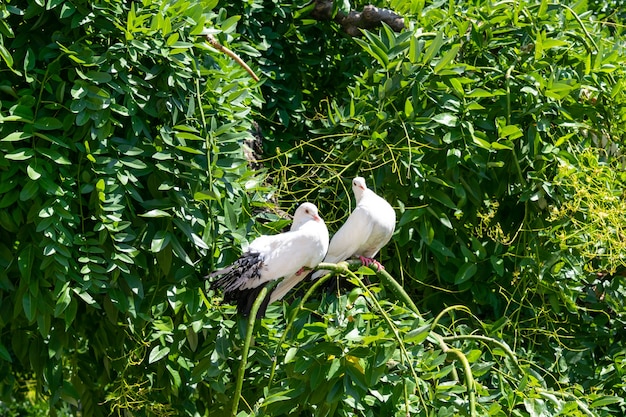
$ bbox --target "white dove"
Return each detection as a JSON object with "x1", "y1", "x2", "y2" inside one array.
[
  {"x1": 210, "y1": 202, "x2": 329, "y2": 316},
  {"x1": 312, "y1": 176, "x2": 396, "y2": 279}
]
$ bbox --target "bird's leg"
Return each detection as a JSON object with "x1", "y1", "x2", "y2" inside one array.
[
  {"x1": 295, "y1": 266, "x2": 306, "y2": 276},
  {"x1": 358, "y1": 256, "x2": 385, "y2": 270}
]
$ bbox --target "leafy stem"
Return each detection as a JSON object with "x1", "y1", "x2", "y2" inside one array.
[{"x1": 232, "y1": 285, "x2": 269, "y2": 417}]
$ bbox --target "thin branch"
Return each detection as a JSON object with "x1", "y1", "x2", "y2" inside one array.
[
  {"x1": 206, "y1": 34, "x2": 260, "y2": 81},
  {"x1": 232, "y1": 285, "x2": 268, "y2": 416}
]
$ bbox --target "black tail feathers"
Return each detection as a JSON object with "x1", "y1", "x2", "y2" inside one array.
[{"x1": 206, "y1": 252, "x2": 269, "y2": 318}]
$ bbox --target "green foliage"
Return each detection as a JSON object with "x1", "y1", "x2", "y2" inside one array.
[
  {"x1": 1, "y1": 0, "x2": 626, "y2": 416},
  {"x1": 0, "y1": 398, "x2": 68, "y2": 417},
  {"x1": 249, "y1": 0, "x2": 626, "y2": 415},
  {"x1": 547, "y1": 148, "x2": 626, "y2": 274},
  {"x1": 0, "y1": 0, "x2": 266, "y2": 414}
]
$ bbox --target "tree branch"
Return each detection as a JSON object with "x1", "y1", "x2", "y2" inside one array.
[
  {"x1": 310, "y1": 0, "x2": 404, "y2": 36},
  {"x1": 206, "y1": 34, "x2": 260, "y2": 82}
]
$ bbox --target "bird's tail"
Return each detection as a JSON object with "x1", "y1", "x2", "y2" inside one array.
[{"x1": 205, "y1": 252, "x2": 274, "y2": 317}]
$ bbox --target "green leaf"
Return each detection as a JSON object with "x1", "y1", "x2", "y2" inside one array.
[
  {"x1": 170, "y1": 234, "x2": 193, "y2": 265},
  {"x1": 0, "y1": 44, "x2": 15, "y2": 69},
  {"x1": 590, "y1": 396, "x2": 624, "y2": 408},
  {"x1": 120, "y1": 158, "x2": 148, "y2": 169},
  {"x1": 34, "y1": 117, "x2": 63, "y2": 130},
  {"x1": 151, "y1": 231, "x2": 171, "y2": 252},
  {"x1": 354, "y1": 37, "x2": 389, "y2": 68},
  {"x1": 194, "y1": 190, "x2": 219, "y2": 201},
  {"x1": 5, "y1": 148, "x2": 35, "y2": 160},
  {"x1": 408, "y1": 35, "x2": 422, "y2": 63},
  {"x1": 74, "y1": 290, "x2": 100, "y2": 308},
  {"x1": 19, "y1": 180, "x2": 39, "y2": 201},
  {"x1": 429, "y1": 189, "x2": 456, "y2": 210},
  {"x1": 404, "y1": 97, "x2": 414, "y2": 117},
  {"x1": 432, "y1": 113, "x2": 458, "y2": 127},
  {"x1": 355, "y1": 266, "x2": 377, "y2": 275},
  {"x1": 55, "y1": 285, "x2": 72, "y2": 317},
  {"x1": 22, "y1": 292, "x2": 36, "y2": 322},
  {"x1": 1, "y1": 131, "x2": 32, "y2": 142},
  {"x1": 64, "y1": 298, "x2": 78, "y2": 329},
  {"x1": 284, "y1": 347, "x2": 298, "y2": 363},
  {"x1": 404, "y1": 324, "x2": 430, "y2": 344},
  {"x1": 36, "y1": 148, "x2": 72, "y2": 165},
  {"x1": 219, "y1": 15, "x2": 240, "y2": 33},
  {"x1": 423, "y1": 31, "x2": 443, "y2": 64},
  {"x1": 175, "y1": 146, "x2": 204, "y2": 155},
  {"x1": 175, "y1": 131, "x2": 205, "y2": 141},
  {"x1": 27, "y1": 163, "x2": 43, "y2": 180},
  {"x1": 434, "y1": 44, "x2": 460, "y2": 74},
  {"x1": 18, "y1": 245, "x2": 34, "y2": 282},
  {"x1": 542, "y1": 39, "x2": 567, "y2": 50},
  {"x1": 471, "y1": 131, "x2": 492, "y2": 150},
  {"x1": 428, "y1": 239, "x2": 455, "y2": 257},
  {"x1": 0, "y1": 343, "x2": 12, "y2": 362},
  {"x1": 140, "y1": 209, "x2": 171, "y2": 218},
  {"x1": 149, "y1": 345, "x2": 170, "y2": 364},
  {"x1": 523, "y1": 398, "x2": 548, "y2": 417},
  {"x1": 60, "y1": 2, "x2": 76, "y2": 18},
  {"x1": 454, "y1": 263, "x2": 477, "y2": 284},
  {"x1": 84, "y1": 71, "x2": 112, "y2": 84},
  {"x1": 490, "y1": 256, "x2": 504, "y2": 276}
]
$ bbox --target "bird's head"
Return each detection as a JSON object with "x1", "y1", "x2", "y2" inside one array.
[
  {"x1": 292, "y1": 202, "x2": 323, "y2": 230},
  {"x1": 352, "y1": 176, "x2": 368, "y2": 201}
]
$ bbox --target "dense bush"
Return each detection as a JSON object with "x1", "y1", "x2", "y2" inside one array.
[
  {"x1": 1, "y1": 0, "x2": 625, "y2": 416},
  {"x1": 0, "y1": 0, "x2": 267, "y2": 413}
]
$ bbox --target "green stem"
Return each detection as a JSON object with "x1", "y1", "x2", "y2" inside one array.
[
  {"x1": 430, "y1": 332, "x2": 477, "y2": 417},
  {"x1": 342, "y1": 266, "x2": 427, "y2": 414},
  {"x1": 505, "y1": 64, "x2": 514, "y2": 126},
  {"x1": 431, "y1": 305, "x2": 473, "y2": 330},
  {"x1": 231, "y1": 285, "x2": 268, "y2": 417},
  {"x1": 371, "y1": 263, "x2": 421, "y2": 317},
  {"x1": 537, "y1": 388, "x2": 594, "y2": 417},
  {"x1": 547, "y1": 3, "x2": 598, "y2": 52},
  {"x1": 192, "y1": 55, "x2": 217, "y2": 271},
  {"x1": 267, "y1": 267, "x2": 336, "y2": 387},
  {"x1": 431, "y1": 306, "x2": 522, "y2": 374},
  {"x1": 321, "y1": 260, "x2": 421, "y2": 316},
  {"x1": 441, "y1": 334, "x2": 522, "y2": 374}
]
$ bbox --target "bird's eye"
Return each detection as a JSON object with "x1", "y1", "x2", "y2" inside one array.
[{"x1": 305, "y1": 209, "x2": 309, "y2": 214}]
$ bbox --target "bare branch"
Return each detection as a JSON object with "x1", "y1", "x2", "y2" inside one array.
[{"x1": 310, "y1": 1, "x2": 404, "y2": 36}]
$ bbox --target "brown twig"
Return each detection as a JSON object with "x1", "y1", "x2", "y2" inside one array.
[{"x1": 206, "y1": 35, "x2": 260, "y2": 82}]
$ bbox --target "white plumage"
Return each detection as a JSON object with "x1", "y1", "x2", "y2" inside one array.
[
  {"x1": 210, "y1": 202, "x2": 329, "y2": 316},
  {"x1": 313, "y1": 177, "x2": 396, "y2": 279}
]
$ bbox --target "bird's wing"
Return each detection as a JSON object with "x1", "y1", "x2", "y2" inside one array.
[
  {"x1": 309, "y1": 206, "x2": 374, "y2": 282},
  {"x1": 268, "y1": 271, "x2": 304, "y2": 303},
  {"x1": 238, "y1": 224, "x2": 326, "y2": 290},
  {"x1": 323, "y1": 206, "x2": 374, "y2": 264},
  {"x1": 267, "y1": 221, "x2": 329, "y2": 303},
  {"x1": 357, "y1": 194, "x2": 397, "y2": 258}
]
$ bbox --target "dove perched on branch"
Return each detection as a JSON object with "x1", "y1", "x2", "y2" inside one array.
[
  {"x1": 312, "y1": 177, "x2": 396, "y2": 279},
  {"x1": 210, "y1": 202, "x2": 329, "y2": 316}
]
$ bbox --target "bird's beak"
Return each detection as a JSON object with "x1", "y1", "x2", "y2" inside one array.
[{"x1": 314, "y1": 215, "x2": 322, "y2": 222}]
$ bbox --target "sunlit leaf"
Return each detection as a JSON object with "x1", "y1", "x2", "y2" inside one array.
[{"x1": 149, "y1": 345, "x2": 170, "y2": 364}]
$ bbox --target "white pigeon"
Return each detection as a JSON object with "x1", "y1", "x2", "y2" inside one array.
[
  {"x1": 312, "y1": 176, "x2": 396, "y2": 279},
  {"x1": 210, "y1": 202, "x2": 329, "y2": 316}
]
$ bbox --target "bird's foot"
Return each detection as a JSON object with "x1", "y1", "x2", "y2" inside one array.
[
  {"x1": 295, "y1": 267, "x2": 306, "y2": 276},
  {"x1": 358, "y1": 256, "x2": 384, "y2": 270}
]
